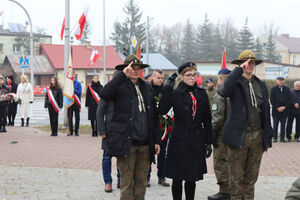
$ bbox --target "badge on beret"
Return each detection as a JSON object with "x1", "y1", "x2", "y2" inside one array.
[{"x1": 212, "y1": 103, "x2": 218, "y2": 111}]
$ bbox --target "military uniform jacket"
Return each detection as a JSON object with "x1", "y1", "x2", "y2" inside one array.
[
  {"x1": 217, "y1": 67, "x2": 273, "y2": 150},
  {"x1": 159, "y1": 81, "x2": 212, "y2": 181},
  {"x1": 211, "y1": 92, "x2": 230, "y2": 144}
]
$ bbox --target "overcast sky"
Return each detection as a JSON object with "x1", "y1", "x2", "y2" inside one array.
[{"x1": 1, "y1": 0, "x2": 300, "y2": 45}]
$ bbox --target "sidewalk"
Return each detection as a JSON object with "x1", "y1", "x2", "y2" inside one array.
[
  {"x1": 0, "y1": 126, "x2": 299, "y2": 199},
  {"x1": 0, "y1": 165, "x2": 296, "y2": 200}
]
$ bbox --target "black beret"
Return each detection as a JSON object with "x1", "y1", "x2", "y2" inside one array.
[{"x1": 178, "y1": 62, "x2": 196, "y2": 74}]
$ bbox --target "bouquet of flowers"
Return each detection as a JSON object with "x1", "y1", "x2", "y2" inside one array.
[{"x1": 155, "y1": 94, "x2": 174, "y2": 141}]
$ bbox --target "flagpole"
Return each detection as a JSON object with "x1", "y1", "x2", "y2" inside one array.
[
  {"x1": 63, "y1": 0, "x2": 70, "y2": 127},
  {"x1": 103, "y1": 0, "x2": 106, "y2": 83}
]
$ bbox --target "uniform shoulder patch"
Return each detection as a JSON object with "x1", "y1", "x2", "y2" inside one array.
[{"x1": 212, "y1": 103, "x2": 218, "y2": 111}]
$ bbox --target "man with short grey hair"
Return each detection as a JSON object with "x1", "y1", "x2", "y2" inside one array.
[{"x1": 286, "y1": 81, "x2": 300, "y2": 142}]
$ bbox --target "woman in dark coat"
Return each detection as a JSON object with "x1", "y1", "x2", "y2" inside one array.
[
  {"x1": 44, "y1": 77, "x2": 63, "y2": 136},
  {"x1": 85, "y1": 75, "x2": 103, "y2": 137},
  {"x1": 159, "y1": 62, "x2": 213, "y2": 200},
  {"x1": 6, "y1": 75, "x2": 18, "y2": 126}
]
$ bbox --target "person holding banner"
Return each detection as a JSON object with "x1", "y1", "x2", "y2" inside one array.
[
  {"x1": 44, "y1": 77, "x2": 63, "y2": 136},
  {"x1": 6, "y1": 75, "x2": 18, "y2": 126},
  {"x1": 67, "y1": 73, "x2": 82, "y2": 136},
  {"x1": 85, "y1": 75, "x2": 103, "y2": 137}
]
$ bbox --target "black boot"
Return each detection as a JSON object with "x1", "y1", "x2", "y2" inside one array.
[
  {"x1": 21, "y1": 118, "x2": 24, "y2": 127},
  {"x1": 26, "y1": 118, "x2": 29, "y2": 127},
  {"x1": 172, "y1": 180, "x2": 183, "y2": 200},
  {"x1": 2, "y1": 126, "x2": 7, "y2": 132},
  {"x1": 208, "y1": 192, "x2": 230, "y2": 200},
  {"x1": 184, "y1": 181, "x2": 195, "y2": 200},
  {"x1": 0, "y1": 126, "x2": 3, "y2": 132}
]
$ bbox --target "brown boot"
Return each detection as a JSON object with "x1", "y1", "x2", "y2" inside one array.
[
  {"x1": 104, "y1": 184, "x2": 112, "y2": 193},
  {"x1": 158, "y1": 178, "x2": 170, "y2": 187}
]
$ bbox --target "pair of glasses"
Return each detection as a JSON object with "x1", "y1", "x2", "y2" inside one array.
[{"x1": 184, "y1": 73, "x2": 197, "y2": 78}]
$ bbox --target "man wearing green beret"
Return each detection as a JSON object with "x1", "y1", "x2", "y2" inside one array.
[{"x1": 217, "y1": 50, "x2": 273, "y2": 200}]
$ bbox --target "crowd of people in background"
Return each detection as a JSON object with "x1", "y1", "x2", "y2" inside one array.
[{"x1": 1, "y1": 49, "x2": 300, "y2": 200}]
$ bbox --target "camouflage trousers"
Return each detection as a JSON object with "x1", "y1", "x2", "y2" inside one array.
[
  {"x1": 213, "y1": 135, "x2": 229, "y2": 193},
  {"x1": 117, "y1": 145, "x2": 150, "y2": 200},
  {"x1": 227, "y1": 130, "x2": 264, "y2": 200}
]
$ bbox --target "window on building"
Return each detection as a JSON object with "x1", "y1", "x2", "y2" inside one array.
[
  {"x1": 13, "y1": 44, "x2": 21, "y2": 53},
  {"x1": 0, "y1": 44, "x2": 3, "y2": 53},
  {"x1": 293, "y1": 55, "x2": 296, "y2": 65}
]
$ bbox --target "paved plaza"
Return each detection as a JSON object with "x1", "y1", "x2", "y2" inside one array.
[{"x1": 0, "y1": 126, "x2": 299, "y2": 199}]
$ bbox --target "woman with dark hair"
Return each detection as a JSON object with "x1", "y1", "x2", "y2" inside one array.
[
  {"x1": 159, "y1": 62, "x2": 213, "y2": 200},
  {"x1": 44, "y1": 77, "x2": 63, "y2": 136},
  {"x1": 85, "y1": 75, "x2": 103, "y2": 137},
  {"x1": 6, "y1": 75, "x2": 18, "y2": 126}
]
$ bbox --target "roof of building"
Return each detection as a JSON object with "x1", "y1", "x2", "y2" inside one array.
[
  {"x1": 140, "y1": 53, "x2": 177, "y2": 70},
  {"x1": 273, "y1": 35, "x2": 300, "y2": 53},
  {"x1": 0, "y1": 29, "x2": 52, "y2": 38},
  {"x1": 41, "y1": 44, "x2": 123, "y2": 70},
  {"x1": 3, "y1": 55, "x2": 55, "y2": 75}
]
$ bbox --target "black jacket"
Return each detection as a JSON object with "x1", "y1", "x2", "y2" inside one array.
[
  {"x1": 8, "y1": 82, "x2": 18, "y2": 94},
  {"x1": 99, "y1": 71, "x2": 160, "y2": 162},
  {"x1": 159, "y1": 81, "x2": 212, "y2": 181},
  {"x1": 270, "y1": 85, "x2": 290, "y2": 118},
  {"x1": 289, "y1": 88, "x2": 300, "y2": 115},
  {"x1": 97, "y1": 99, "x2": 114, "y2": 151},
  {"x1": 44, "y1": 86, "x2": 63, "y2": 109},
  {"x1": 218, "y1": 67, "x2": 272, "y2": 150},
  {"x1": 0, "y1": 84, "x2": 10, "y2": 107},
  {"x1": 85, "y1": 81, "x2": 103, "y2": 120}
]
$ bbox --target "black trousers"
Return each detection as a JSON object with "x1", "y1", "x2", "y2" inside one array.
[
  {"x1": 172, "y1": 179, "x2": 196, "y2": 200},
  {"x1": 48, "y1": 106, "x2": 58, "y2": 136},
  {"x1": 68, "y1": 103, "x2": 80, "y2": 134},
  {"x1": 286, "y1": 113, "x2": 300, "y2": 139},
  {"x1": 0, "y1": 106, "x2": 8, "y2": 127},
  {"x1": 7, "y1": 102, "x2": 17, "y2": 124},
  {"x1": 273, "y1": 117, "x2": 287, "y2": 139}
]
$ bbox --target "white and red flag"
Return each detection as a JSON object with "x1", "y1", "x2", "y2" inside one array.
[
  {"x1": 74, "y1": 6, "x2": 89, "y2": 40},
  {"x1": 60, "y1": 17, "x2": 65, "y2": 40},
  {"x1": 88, "y1": 49, "x2": 100, "y2": 66}
]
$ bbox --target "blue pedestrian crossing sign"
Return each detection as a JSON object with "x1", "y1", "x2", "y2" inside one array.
[{"x1": 20, "y1": 56, "x2": 29, "y2": 68}]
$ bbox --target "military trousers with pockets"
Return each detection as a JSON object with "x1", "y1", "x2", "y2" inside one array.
[
  {"x1": 117, "y1": 145, "x2": 150, "y2": 200},
  {"x1": 213, "y1": 135, "x2": 229, "y2": 193},
  {"x1": 227, "y1": 130, "x2": 264, "y2": 200}
]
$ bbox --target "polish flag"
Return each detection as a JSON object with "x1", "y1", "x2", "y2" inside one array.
[
  {"x1": 88, "y1": 49, "x2": 100, "y2": 66},
  {"x1": 74, "y1": 6, "x2": 89, "y2": 40},
  {"x1": 60, "y1": 18, "x2": 65, "y2": 40}
]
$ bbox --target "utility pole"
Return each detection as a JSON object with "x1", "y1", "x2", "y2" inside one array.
[
  {"x1": 103, "y1": 0, "x2": 106, "y2": 84},
  {"x1": 145, "y1": 16, "x2": 150, "y2": 75},
  {"x1": 8, "y1": 0, "x2": 34, "y2": 86},
  {"x1": 63, "y1": 0, "x2": 70, "y2": 127}
]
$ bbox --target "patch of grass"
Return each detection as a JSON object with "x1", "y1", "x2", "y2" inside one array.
[{"x1": 36, "y1": 124, "x2": 92, "y2": 135}]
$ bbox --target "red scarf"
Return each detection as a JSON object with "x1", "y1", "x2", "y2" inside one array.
[
  {"x1": 189, "y1": 92, "x2": 197, "y2": 119},
  {"x1": 8, "y1": 82, "x2": 12, "y2": 91}
]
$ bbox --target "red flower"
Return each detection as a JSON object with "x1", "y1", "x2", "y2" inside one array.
[
  {"x1": 160, "y1": 124, "x2": 163, "y2": 128},
  {"x1": 171, "y1": 117, "x2": 175, "y2": 121},
  {"x1": 167, "y1": 126, "x2": 172, "y2": 132}
]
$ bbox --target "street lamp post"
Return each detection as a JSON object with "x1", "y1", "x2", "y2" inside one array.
[{"x1": 8, "y1": 0, "x2": 34, "y2": 86}]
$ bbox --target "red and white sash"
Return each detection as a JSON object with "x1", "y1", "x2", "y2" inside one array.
[
  {"x1": 47, "y1": 88, "x2": 61, "y2": 114},
  {"x1": 88, "y1": 84, "x2": 100, "y2": 104},
  {"x1": 74, "y1": 94, "x2": 81, "y2": 111}
]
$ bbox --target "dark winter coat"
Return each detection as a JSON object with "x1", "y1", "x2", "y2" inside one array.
[
  {"x1": 217, "y1": 67, "x2": 273, "y2": 150},
  {"x1": 85, "y1": 81, "x2": 103, "y2": 120},
  {"x1": 44, "y1": 86, "x2": 63, "y2": 109},
  {"x1": 99, "y1": 71, "x2": 160, "y2": 163},
  {"x1": 97, "y1": 98, "x2": 114, "y2": 151},
  {"x1": 158, "y1": 81, "x2": 212, "y2": 181},
  {"x1": 270, "y1": 85, "x2": 290, "y2": 118},
  {"x1": 289, "y1": 88, "x2": 300, "y2": 115},
  {"x1": 8, "y1": 82, "x2": 18, "y2": 94},
  {"x1": 0, "y1": 84, "x2": 10, "y2": 107}
]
